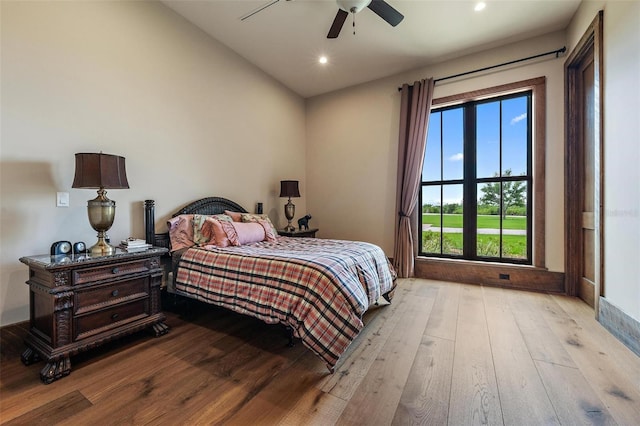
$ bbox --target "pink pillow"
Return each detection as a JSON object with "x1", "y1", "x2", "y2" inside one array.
[
  {"x1": 258, "y1": 219, "x2": 278, "y2": 242},
  {"x1": 193, "y1": 214, "x2": 232, "y2": 245},
  {"x1": 224, "y1": 210, "x2": 243, "y2": 222},
  {"x1": 167, "y1": 215, "x2": 195, "y2": 252},
  {"x1": 204, "y1": 217, "x2": 231, "y2": 247},
  {"x1": 240, "y1": 213, "x2": 278, "y2": 235},
  {"x1": 222, "y1": 221, "x2": 267, "y2": 246}
]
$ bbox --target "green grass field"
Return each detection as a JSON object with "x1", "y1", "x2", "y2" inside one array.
[
  {"x1": 421, "y1": 213, "x2": 528, "y2": 258},
  {"x1": 422, "y1": 213, "x2": 526, "y2": 230},
  {"x1": 422, "y1": 232, "x2": 527, "y2": 259}
]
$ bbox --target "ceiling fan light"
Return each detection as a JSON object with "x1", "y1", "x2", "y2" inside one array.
[{"x1": 337, "y1": 0, "x2": 372, "y2": 14}]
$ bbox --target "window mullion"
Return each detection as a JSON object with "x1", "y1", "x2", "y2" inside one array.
[
  {"x1": 463, "y1": 104, "x2": 476, "y2": 259},
  {"x1": 439, "y1": 113, "x2": 444, "y2": 255},
  {"x1": 499, "y1": 101, "x2": 504, "y2": 260}
]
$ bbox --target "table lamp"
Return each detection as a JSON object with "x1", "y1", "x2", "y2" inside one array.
[
  {"x1": 279, "y1": 180, "x2": 300, "y2": 232},
  {"x1": 72, "y1": 153, "x2": 129, "y2": 255}
]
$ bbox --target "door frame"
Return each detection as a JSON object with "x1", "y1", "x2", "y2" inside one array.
[{"x1": 564, "y1": 11, "x2": 604, "y2": 315}]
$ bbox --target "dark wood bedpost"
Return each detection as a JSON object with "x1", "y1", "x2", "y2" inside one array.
[{"x1": 145, "y1": 200, "x2": 155, "y2": 245}]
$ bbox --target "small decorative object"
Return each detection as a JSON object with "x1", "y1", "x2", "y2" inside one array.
[
  {"x1": 50, "y1": 241, "x2": 72, "y2": 256},
  {"x1": 119, "y1": 238, "x2": 152, "y2": 252},
  {"x1": 279, "y1": 180, "x2": 300, "y2": 232},
  {"x1": 72, "y1": 152, "x2": 129, "y2": 256},
  {"x1": 72, "y1": 241, "x2": 86, "y2": 255},
  {"x1": 255, "y1": 202, "x2": 263, "y2": 214},
  {"x1": 297, "y1": 214, "x2": 312, "y2": 230}
]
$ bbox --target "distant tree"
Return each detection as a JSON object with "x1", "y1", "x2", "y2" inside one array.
[
  {"x1": 423, "y1": 204, "x2": 440, "y2": 214},
  {"x1": 443, "y1": 203, "x2": 463, "y2": 214},
  {"x1": 423, "y1": 202, "x2": 463, "y2": 214},
  {"x1": 479, "y1": 169, "x2": 526, "y2": 218}
]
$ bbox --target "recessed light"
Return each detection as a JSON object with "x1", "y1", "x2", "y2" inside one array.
[
  {"x1": 475, "y1": 2, "x2": 486, "y2": 12},
  {"x1": 319, "y1": 56, "x2": 328, "y2": 64}
]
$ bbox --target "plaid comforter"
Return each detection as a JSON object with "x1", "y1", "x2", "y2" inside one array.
[{"x1": 174, "y1": 237, "x2": 396, "y2": 371}]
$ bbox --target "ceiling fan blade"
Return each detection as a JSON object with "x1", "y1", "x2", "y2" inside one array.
[
  {"x1": 240, "y1": 0, "x2": 280, "y2": 21},
  {"x1": 327, "y1": 9, "x2": 349, "y2": 39},
  {"x1": 367, "y1": 0, "x2": 404, "y2": 27}
]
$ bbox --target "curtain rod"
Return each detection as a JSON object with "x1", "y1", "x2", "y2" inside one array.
[{"x1": 398, "y1": 46, "x2": 566, "y2": 91}]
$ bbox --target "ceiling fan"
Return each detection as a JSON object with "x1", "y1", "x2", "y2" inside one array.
[
  {"x1": 240, "y1": 0, "x2": 404, "y2": 39},
  {"x1": 328, "y1": 0, "x2": 404, "y2": 39}
]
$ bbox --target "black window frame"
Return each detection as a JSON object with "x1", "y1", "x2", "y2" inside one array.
[{"x1": 419, "y1": 90, "x2": 533, "y2": 265}]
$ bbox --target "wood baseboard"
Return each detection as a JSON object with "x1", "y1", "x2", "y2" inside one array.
[
  {"x1": 0, "y1": 320, "x2": 29, "y2": 333},
  {"x1": 598, "y1": 297, "x2": 640, "y2": 357},
  {"x1": 415, "y1": 257, "x2": 565, "y2": 293},
  {"x1": 579, "y1": 279, "x2": 595, "y2": 307}
]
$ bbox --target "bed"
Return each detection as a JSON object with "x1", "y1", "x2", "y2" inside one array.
[{"x1": 144, "y1": 197, "x2": 396, "y2": 372}]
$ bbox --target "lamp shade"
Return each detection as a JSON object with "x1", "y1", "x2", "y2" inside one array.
[
  {"x1": 279, "y1": 180, "x2": 300, "y2": 198},
  {"x1": 72, "y1": 153, "x2": 129, "y2": 189}
]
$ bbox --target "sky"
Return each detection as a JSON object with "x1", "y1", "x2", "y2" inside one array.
[{"x1": 422, "y1": 94, "x2": 528, "y2": 206}]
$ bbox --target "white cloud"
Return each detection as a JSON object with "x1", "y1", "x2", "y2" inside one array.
[
  {"x1": 448, "y1": 153, "x2": 464, "y2": 161},
  {"x1": 511, "y1": 113, "x2": 527, "y2": 125}
]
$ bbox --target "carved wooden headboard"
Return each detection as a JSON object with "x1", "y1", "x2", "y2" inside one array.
[{"x1": 144, "y1": 197, "x2": 249, "y2": 250}]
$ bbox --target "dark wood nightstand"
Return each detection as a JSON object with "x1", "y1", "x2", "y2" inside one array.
[
  {"x1": 278, "y1": 228, "x2": 319, "y2": 238},
  {"x1": 19, "y1": 247, "x2": 169, "y2": 384}
]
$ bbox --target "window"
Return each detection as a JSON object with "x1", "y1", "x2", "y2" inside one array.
[{"x1": 420, "y1": 86, "x2": 537, "y2": 264}]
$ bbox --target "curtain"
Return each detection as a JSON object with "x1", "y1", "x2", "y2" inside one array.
[{"x1": 393, "y1": 78, "x2": 435, "y2": 278}]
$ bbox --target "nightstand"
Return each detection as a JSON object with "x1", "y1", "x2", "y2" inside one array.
[
  {"x1": 19, "y1": 247, "x2": 169, "y2": 384},
  {"x1": 278, "y1": 228, "x2": 319, "y2": 238}
]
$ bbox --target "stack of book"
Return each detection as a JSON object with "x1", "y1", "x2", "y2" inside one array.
[{"x1": 119, "y1": 238, "x2": 152, "y2": 252}]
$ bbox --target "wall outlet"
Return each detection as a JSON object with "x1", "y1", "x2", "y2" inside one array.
[{"x1": 56, "y1": 192, "x2": 69, "y2": 207}]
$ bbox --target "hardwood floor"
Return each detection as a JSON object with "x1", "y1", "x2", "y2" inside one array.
[{"x1": 1, "y1": 279, "x2": 639, "y2": 425}]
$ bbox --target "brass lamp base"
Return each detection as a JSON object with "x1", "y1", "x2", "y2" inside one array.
[
  {"x1": 89, "y1": 233, "x2": 115, "y2": 256},
  {"x1": 284, "y1": 198, "x2": 296, "y2": 232},
  {"x1": 87, "y1": 188, "x2": 116, "y2": 256}
]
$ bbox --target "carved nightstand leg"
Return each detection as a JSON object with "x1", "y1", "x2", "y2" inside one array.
[
  {"x1": 21, "y1": 347, "x2": 41, "y2": 365},
  {"x1": 151, "y1": 322, "x2": 169, "y2": 337},
  {"x1": 40, "y1": 356, "x2": 71, "y2": 384}
]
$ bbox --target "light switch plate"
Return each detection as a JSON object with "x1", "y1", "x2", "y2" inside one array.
[{"x1": 56, "y1": 192, "x2": 69, "y2": 207}]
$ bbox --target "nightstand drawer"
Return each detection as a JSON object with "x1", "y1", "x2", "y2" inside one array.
[
  {"x1": 75, "y1": 278, "x2": 149, "y2": 314},
  {"x1": 75, "y1": 299, "x2": 149, "y2": 340},
  {"x1": 73, "y1": 259, "x2": 150, "y2": 285}
]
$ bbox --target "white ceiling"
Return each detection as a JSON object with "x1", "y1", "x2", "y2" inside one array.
[{"x1": 163, "y1": 0, "x2": 581, "y2": 98}]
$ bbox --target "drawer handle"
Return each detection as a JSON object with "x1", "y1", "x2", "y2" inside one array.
[
  {"x1": 111, "y1": 289, "x2": 119, "y2": 297},
  {"x1": 111, "y1": 313, "x2": 119, "y2": 321},
  {"x1": 111, "y1": 267, "x2": 120, "y2": 274}
]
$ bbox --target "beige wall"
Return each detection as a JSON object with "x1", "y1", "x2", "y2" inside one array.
[
  {"x1": 306, "y1": 31, "x2": 567, "y2": 271},
  {"x1": 567, "y1": 0, "x2": 640, "y2": 321},
  {"x1": 0, "y1": 1, "x2": 306, "y2": 325}
]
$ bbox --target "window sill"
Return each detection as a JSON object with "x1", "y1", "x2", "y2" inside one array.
[{"x1": 414, "y1": 256, "x2": 564, "y2": 293}]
